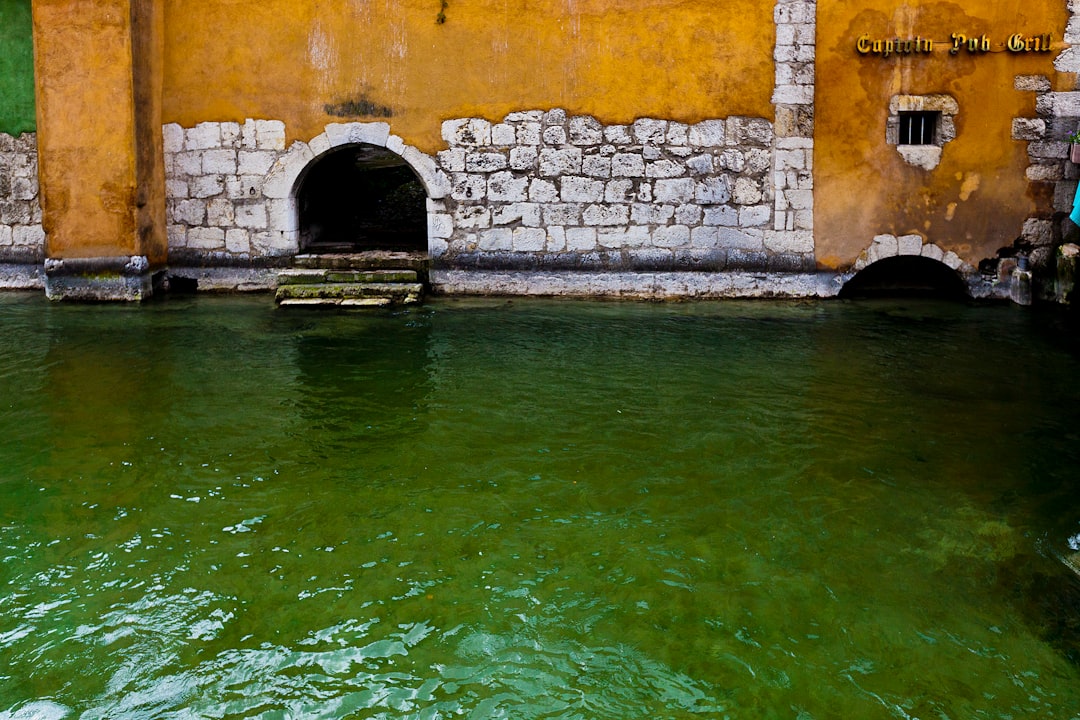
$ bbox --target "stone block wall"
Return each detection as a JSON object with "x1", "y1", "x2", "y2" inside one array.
[
  {"x1": 0, "y1": 133, "x2": 44, "y2": 263},
  {"x1": 163, "y1": 119, "x2": 298, "y2": 265},
  {"x1": 431, "y1": 110, "x2": 813, "y2": 272}
]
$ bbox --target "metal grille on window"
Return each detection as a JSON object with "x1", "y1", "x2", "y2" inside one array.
[{"x1": 898, "y1": 111, "x2": 938, "y2": 145}]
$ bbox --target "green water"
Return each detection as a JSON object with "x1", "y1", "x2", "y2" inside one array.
[{"x1": 1, "y1": 294, "x2": 1079, "y2": 719}]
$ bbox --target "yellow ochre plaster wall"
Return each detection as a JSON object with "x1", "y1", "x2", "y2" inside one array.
[
  {"x1": 815, "y1": 0, "x2": 1070, "y2": 271},
  {"x1": 160, "y1": 0, "x2": 776, "y2": 155}
]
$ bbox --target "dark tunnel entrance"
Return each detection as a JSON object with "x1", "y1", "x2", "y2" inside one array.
[
  {"x1": 839, "y1": 256, "x2": 969, "y2": 300},
  {"x1": 298, "y1": 144, "x2": 427, "y2": 254}
]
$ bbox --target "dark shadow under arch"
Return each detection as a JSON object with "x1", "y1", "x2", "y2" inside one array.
[
  {"x1": 298, "y1": 144, "x2": 427, "y2": 254},
  {"x1": 839, "y1": 256, "x2": 969, "y2": 300}
]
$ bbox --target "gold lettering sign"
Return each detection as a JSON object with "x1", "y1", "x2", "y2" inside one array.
[{"x1": 856, "y1": 32, "x2": 1053, "y2": 57}]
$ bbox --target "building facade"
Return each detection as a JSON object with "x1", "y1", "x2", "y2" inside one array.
[{"x1": 0, "y1": 0, "x2": 1077, "y2": 300}]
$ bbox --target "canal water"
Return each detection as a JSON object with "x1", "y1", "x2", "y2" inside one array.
[{"x1": 1, "y1": 294, "x2": 1079, "y2": 719}]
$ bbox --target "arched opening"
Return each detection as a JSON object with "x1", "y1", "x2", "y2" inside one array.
[
  {"x1": 839, "y1": 256, "x2": 969, "y2": 300},
  {"x1": 297, "y1": 144, "x2": 427, "y2": 254}
]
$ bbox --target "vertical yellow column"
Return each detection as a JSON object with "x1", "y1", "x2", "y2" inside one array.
[{"x1": 32, "y1": 0, "x2": 166, "y2": 300}]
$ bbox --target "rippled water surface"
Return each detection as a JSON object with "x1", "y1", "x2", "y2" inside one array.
[{"x1": 2, "y1": 294, "x2": 1080, "y2": 719}]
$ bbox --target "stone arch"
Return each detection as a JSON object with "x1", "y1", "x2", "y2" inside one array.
[
  {"x1": 260, "y1": 122, "x2": 450, "y2": 256},
  {"x1": 842, "y1": 233, "x2": 973, "y2": 298}
]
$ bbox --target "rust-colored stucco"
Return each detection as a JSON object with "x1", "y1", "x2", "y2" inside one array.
[
  {"x1": 32, "y1": 0, "x2": 167, "y2": 264},
  {"x1": 160, "y1": 0, "x2": 776, "y2": 154},
  {"x1": 815, "y1": 1, "x2": 1070, "y2": 270}
]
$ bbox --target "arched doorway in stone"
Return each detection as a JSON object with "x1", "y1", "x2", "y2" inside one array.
[
  {"x1": 296, "y1": 143, "x2": 427, "y2": 254},
  {"x1": 839, "y1": 255, "x2": 969, "y2": 299}
]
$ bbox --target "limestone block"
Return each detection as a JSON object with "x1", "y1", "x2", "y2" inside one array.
[
  {"x1": 191, "y1": 175, "x2": 224, "y2": 199},
  {"x1": 604, "y1": 180, "x2": 635, "y2": 203},
  {"x1": 263, "y1": 143, "x2": 315, "y2": 198},
  {"x1": 255, "y1": 120, "x2": 287, "y2": 150},
  {"x1": 225, "y1": 228, "x2": 250, "y2": 253},
  {"x1": 642, "y1": 146, "x2": 663, "y2": 161},
  {"x1": 776, "y1": 24, "x2": 797, "y2": 46},
  {"x1": 430, "y1": 237, "x2": 449, "y2": 257},
  {"x1": 188, "y1": 226, "x2": 225, "y2": 249},
  {"x1": 429, "y1": 213, "x2": 454, "y2": 239},
  {"x1": 186, "y1": 122, "x2": 221, "y2": 150},
  {"x1": 452, "y1": 173, "x2": 487, "y2": 201},
  {"x1": 717, "y1": 149, "x2": 746, "y2": 172},
  {"x1": 1013, "y1": 75, "x2": 1051, "y2": 93},
  {"x1": 704, "y1": 204, "x2": 738, "y2": 226},
  {"x1": 505, "y1": 110, "x2": 543, "y2": 122},
  {"x1": 0, "y1": 226, "x2": 11, "y2": 246},
  {"x1": 653, "y1": 225, "x2": 690, "y2": 248},
  {"x1": 691, "y1": 226, "x2": 719, "y2": 248},
  {"x1": 871, "y1": 234, "x2": 899, "y2": 259},
  {"x1": 921, "y1": 243, "x2": 944, "y2": 261},
  {"x1": 598, "y1": 226, "x2": 649, "y2": 248},
  {"x1": 167, "y1": 224, "x2": 186, "y2": 248},
  {"x1": 488, "y1": 171, "x2": 528, "y2": 202},
  {"x1": 267, "y1": 199, "x2": 298, "y2": 233},
  {"x1": 513, "y1": 227, "x2": 546, "y2": 251},
  {"x1": 235, "y1": 202, "x2": 268, "y2": 229},
  {"x1": 203, "y1": 149, "x2": 237, "y2": 175},
  {"x1": 1049, "y1": 92, "x2": 1080, "y2": 118},
  {"x1": 611, "y1": 153, "x2": 646, "y2": 177},
  {"x1": 546, "y1": 226, "x2": 567, "y2": 251},
  {"x1": 540, "y1": 148, "x2": 582, "y2": 176},
  {"x1": 666, "y1": 122, "x2": 689, "y2": 146},
  {"x1": 517, "y1": 123, "x2": 541, "y2": 146},
  {"x1": 385, "y1": 135, "x2": 406, "y2": 155},
  {"x1": 631, "y1": 203, "x2": 675, "y2": 225},
  {"x1": 226, "y1": 176, "x2": 263, "y2": 199},
  {"x1": 582, "y1": 156, "x2": 611, "y2": 178},
  {"x1": 636, "y1": 183, "x2": 653, "y2": 202},
  {"x1": 566, "y1": 227, "x2": 597, "y2": 250},
  {"x1": 569, "y1": 116, "x2": 604, "y2": 145},
  {"x1": 695, "y1": 177, "x2": 731, "y2": 204},
  {"x1": 175, "y1": 151, "x2": 204, "y2": 176},
  {"x1": 675, "y1": 204, "x2": 703, "y2": 225},
  {"x1": 687, "y1": 154, "x2": 714, "y2": 175},
  {"x1": 1011, "y1": 118, "x2": 1046, "y2": 141},
  {"x1": 479, "y1": 228, "x2": 512, "y2": 251},
  {"x1": 163, "y1": 124, "x2": 184, "y2": 153},
  {"x1": 1026, "y1": 163, "x2": 1063, "y2": 181},
  {"x1": 604, "y1": 125, "x2": 634, "y2": 145},
  {"x1": 732, "y1": 177, "x2": 763, "y2": 205},
  {"x1": 241, "y1": 119, "x2": 259, "y2": 149},
  {"x1": 543, "y1": 204, "x2": 583, "y2": 226},
  {"x1": 583, "y1": 204, "x2": 629, "y2": 226},
  {"x1": 785, "y1": 188, "x2": 813, "y2": 210},
  {"x1": 773, "y1": 86, "x2": 813, "y2": 105},
  {"x1": 718, "y1": 227, "x2": 765, "y2": 251},
  {"x1": 794, "y1": 208, "x2": 813, "y2": 230},
  {"x1": 543, "y1": 108, "x2": 567, "y2": 125},
  {"x1": 220, "y1": 122, "x2": 241, "y2": 147},
  {"x1": 646, "y1": 159, "x2": 685, "y2": 178},
  {"x1": 493, "y1": 202, "x2": 542, "y2": 226},
  {"x1": 510, "y1": 146, "x2": 538, "y2": 171},
  {"x1": 897, "y1": 234, "x2": 923, "y2": 255},
  {"x1": 776, "y1": 149, "x2": 806, "y2": 171},
  {"x1": 689, "y1": 120, "x2": 725, "y2": 147},
  {"x1": 11, "y1": 177, "x2": 36, "y2": 201},
  {"x1": 207, "y1": 199, "x2": 235, "y2": 225},
  {"x1": 0, "y1": 200, "x2": 31, "y2": 225},
  {"x1": 12, "y1": 225, "x2": 43, "y2": 247},
  {"x1": 308, "y1": 133, "x2": 332, "y2": 158},
  {"x1": 561, "y1": 176, "x2": 604, "y2": 203},
  {"x1": 1023, "y1": 217, "x2": 1053, "y2": 246},
  {"x1": 491, "y1": 123, "x2": 516, "y2": 145},
  {"x1": 454, "y1": 206, "x2": 491, "y2": 229},
  {"x1": 764, "y1": 230, "x2": 813, "y2": 253},
  {"x1": 238, "y1": 151, "x2": 276, "y2": 176},
  {"x1": 250, "y1": 230, "x2": 295, "y2": 257},
  {"x1": 442, "y1": 118, "x2": 492, "y2": 146},
  {"x1": 654, "y1": 178, "x2": 695, "y2": 204},
  {"x1": 466, "y1": 152, "x2": 509, "y2": 172},
  {"x1": 529, "y1": 178, "x2": 559, "y2": 202},
  {"x1": 173, "y1": 199, "x2": 206, "y2": 225},
  {"x1": 739, "y1": 204, "x2": 772, "y2": 227},
  {"x1": 633, "y1": 119, "x2": 668, "y2": 145},
  {"x1": 942, "y1": 251, "x2": 963, "y2": 270},
  {"x1": 542, "y1": 126, "x2": 567, "y2": 145},
  {"x1": 166, "y1": 178, "x2": 189, "y2": 199},
  {"x1": 1027, "y1": 140, "x2": 1069, "y2": 159}
]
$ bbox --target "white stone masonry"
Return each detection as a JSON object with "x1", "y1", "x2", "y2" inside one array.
[{"x1": 0, "y1": 133, "x2": 44, "y2": 263}]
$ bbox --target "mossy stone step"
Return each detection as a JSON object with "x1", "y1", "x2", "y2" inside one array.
[
  {"x1": 275, "y1": 282, "x2": 423, "y2": 305},
  {"x1": 278, "y1": 268, "x2": 418, "y2": 285},
  {"x1": 292, "y1": 252, "x2": 428, "y2": 273}
]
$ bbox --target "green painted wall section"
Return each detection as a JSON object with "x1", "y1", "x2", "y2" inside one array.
[{"x1": 0, "y1": 0, "x2": 35, "y2": 134}]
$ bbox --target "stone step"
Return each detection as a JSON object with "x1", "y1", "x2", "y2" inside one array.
[
  {"x1": 292, "y1": 251, "x2": 428, "y2": 273},
  {"x1": 278, "y1": 297, "x2": 393, "y2": 308},
  {"x1": 275, "y1": 282, "x2": 424, "y2": 305},
  {"x1": 277, "y1": 268, "x2": 419, "y2": 285}
]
